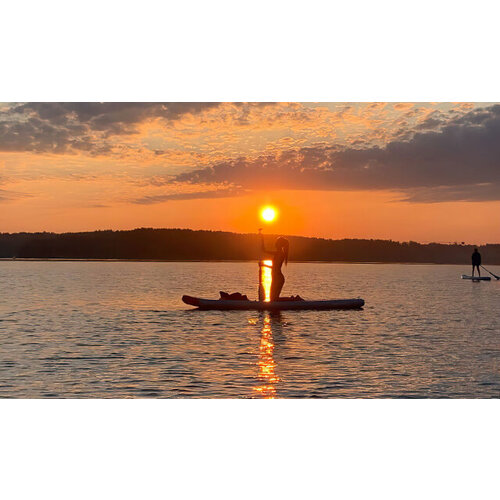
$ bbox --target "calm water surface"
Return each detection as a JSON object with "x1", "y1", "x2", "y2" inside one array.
[{"x1": 1, "y1": 261, "x2": 499, "y2": 398}]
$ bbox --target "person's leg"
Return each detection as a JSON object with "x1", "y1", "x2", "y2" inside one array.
[
  {"x1": 270, "y1": 274, "x2": 284, "y2": 301},
  {"x1": 275, "y1": 275, "x2": 285, "y2": 300},
  {"x1": 478, "y1": 265, "x2": 481, "y2": 276},
  {"x1": 472, "y1": 265, "x2": 475, "y2": 277},
  {"x1": 270, "y1": 277, "x2": 278, "y2": 301}
]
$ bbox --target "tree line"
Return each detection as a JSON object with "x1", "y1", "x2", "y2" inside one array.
[{"x1": 0, "y1": 228, "x2": 499, "y2": 264}]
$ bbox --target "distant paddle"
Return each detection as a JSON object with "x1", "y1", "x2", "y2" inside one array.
[{"x1": 481, "y1": 265, "x2": 500, "y2": 280}]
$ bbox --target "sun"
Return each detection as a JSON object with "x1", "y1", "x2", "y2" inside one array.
[{"x1": 260, "y1": 206, "x2": 277, "y2": 223}]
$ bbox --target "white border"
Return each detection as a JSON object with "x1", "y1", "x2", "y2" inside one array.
[
  {"x1": 1, "y1": 400, "x2": 499, "y2": 499},
  {"x1": 1, "y1": 1, "x2": 499, "y2": 101}
]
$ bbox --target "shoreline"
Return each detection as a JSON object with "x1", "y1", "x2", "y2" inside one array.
[{"x1": 0, "y1": 258, "x2": 483, "y2": 265}]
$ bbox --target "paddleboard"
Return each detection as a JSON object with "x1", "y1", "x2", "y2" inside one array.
[
  {"x1": 182, "y1": 295, "x2": 365, "y2": 310},
  {"x1": 461, "y1": 275, "x2": 491, "y2": 281}
]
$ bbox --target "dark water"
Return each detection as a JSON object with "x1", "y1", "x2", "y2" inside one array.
[{"x1": 1, "y1": 261, "x2": 499, "y2": 398}]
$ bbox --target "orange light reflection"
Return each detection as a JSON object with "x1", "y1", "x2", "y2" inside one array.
[
  {"x1": 260, "y1": 259, "x2": 272, "y2": 302},
  {"x1": 254, "y1": 313, "x2": 280, "y2": 399}
]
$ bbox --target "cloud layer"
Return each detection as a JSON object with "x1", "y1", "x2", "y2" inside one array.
[
  {"x1": 175, "y1": 104, "x2": 500, "y2": 202},
  {"x1": 1, "y1": 102, "x2": 498, "y2": 204}
]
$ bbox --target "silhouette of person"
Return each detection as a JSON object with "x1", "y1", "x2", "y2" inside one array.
[
  {"x1": 471, "y1": 248, "x2": 481, "y2": 277},
  {"x1": 259, "y1": 229, "x2": 289, "y2": 301}
]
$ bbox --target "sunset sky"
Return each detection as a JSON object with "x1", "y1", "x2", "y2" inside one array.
[{"x1": 1, "y1": 102, "x2": 499, "y2": 243}]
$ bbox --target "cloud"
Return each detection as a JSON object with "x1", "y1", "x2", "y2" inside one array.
[
  {"x1": 175, "y1": 104, "x2": 500, "y2": 202},
  {"x1": 399, "y1": 183, "x2": 500, "y2": 203},
  {"x1": 0, "y1": 102, "x2": 468, "y2": 166},
  {"x1": 0, "y1": 116, "x2": 102, "y2": 154},
  {"x1": 131, "y1": 187, "x2": 244, "y2": 204},
  {"x1": 393, "y1": 103, "x2": 415, "y2": 110},
  {"x1": 0, "y1": 188, "x2": 31, "y2": 202},
  {"x1": 8, "y1": 102, "x2": 221, "y2": 133},
  {"x1": 0, "y1": 102, "x2": 291, "y2": 157},
  {"x1": 0, "y1": 101, "x2": 433, "y2": 159},
  {"x1": 0, "y1": 102, "x2": 224, "y2": 154}
]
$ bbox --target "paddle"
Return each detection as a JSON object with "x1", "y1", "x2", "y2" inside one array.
[
  {"x1": 258, "y1": 228, "x2": 265, "y2": 301},
  {"x1": 481, "y1": 265, "x2": 500, "y2": 280}
]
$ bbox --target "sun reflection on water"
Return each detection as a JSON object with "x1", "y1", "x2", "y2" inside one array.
[
  {"x1": 253, "y1": 261, "x2": 281, "y2": 397},
  {"x1": 259, "y1": 259, "x2": 273, "y2": 302},
  {"x1": 253, "y1": 311, "x2": 284, "y2": 399}
]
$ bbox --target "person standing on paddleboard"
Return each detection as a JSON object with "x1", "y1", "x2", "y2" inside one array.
[
  {"x1": 259, "y1": 229, "x2": 289, "y2": 301},
  {"x1": 471, "y1": 248, "x2": 482, "y2": 277}
]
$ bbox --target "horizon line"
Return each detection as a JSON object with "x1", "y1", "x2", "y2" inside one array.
[{"x1": 0, "y1": 227, "x2": 497, "y2": 247}]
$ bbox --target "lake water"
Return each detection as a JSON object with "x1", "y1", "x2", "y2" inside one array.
[{"x1": 1, "y1": 261, "x2": 499, "y2": 398}]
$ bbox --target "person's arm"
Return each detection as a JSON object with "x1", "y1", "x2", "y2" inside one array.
[
  {"x1": 259, "y1": 229, "x2": 275, "y2": 256},
  {"x1": 260, "y1": 230, "x2": 266, "y2": 252}
]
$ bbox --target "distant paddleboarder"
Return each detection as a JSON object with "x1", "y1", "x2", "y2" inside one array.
[{"x1": 471, "y1": 248, "x2": 482, "y2": 277}]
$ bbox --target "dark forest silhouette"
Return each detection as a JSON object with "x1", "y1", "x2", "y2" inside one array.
[{"x1": 1, "y1": 228, "x2": 499, "y2": 264}]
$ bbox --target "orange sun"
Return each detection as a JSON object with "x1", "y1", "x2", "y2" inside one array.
[{"x1": 260, "y1": 206, "x2": 277, "y2": 223}]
